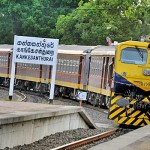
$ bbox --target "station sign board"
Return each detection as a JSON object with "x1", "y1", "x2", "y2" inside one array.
[
  {"x1": 9, "y1": 35, "x2": 59, "y2": 100},
  {"x1": 14, "y1": 36, "x2": 58, "y2": 65}
]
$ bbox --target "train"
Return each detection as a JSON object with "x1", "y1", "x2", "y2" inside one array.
[
  {"x1": 1, "y1": 36, "x2": 150, "y2": 127},
  {"x1": 0, "y1": 44, "x2": 115, "y2": 108},
  {"x1": 109, "y1": 36, "x2": 150, "y2": 127}
]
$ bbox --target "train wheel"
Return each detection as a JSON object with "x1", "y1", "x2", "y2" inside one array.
[
  {"x1": 99, "y1": 95, "x2": 104, "y2": 108},
  {"x1": 92, "y1": 94, "x2": 99, "y2": 107},
  {"x1": 87, "y1": 93, "x2": 96, "y2": 106},
  {"x1": 93, "y1": 98, "x2": 99, "y2": 107},
  {"x1": 99, "y1": 95, "x2": 106, "y2": 108}
]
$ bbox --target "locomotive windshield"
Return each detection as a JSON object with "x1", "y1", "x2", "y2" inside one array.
[{"x1": 121, "y1": 47, "x2": 147, "y2": 65}]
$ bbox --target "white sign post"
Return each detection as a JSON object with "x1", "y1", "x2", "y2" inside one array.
[{"x1": 9, "y1": 35, "x2": 59, "y2": 100}]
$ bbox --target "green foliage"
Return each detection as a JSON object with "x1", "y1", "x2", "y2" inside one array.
[
  {"x1": 0, "y1": 0, "x2": 88, "y2": 44},
  {"x1": 0, "y1": 0, "x2": 149, "y2": 45},
  {"x1": 56, "y1": 0, "x2": 150, "y2": 45}
]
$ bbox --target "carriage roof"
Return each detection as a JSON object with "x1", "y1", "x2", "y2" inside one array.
[
  {"x1": 0, "y1": 44, "x2": 96, "y2": 55},
  {"x1": 91, "y1": 45, "x2": 115, "y2": 56},
  {"x1": 0, "y1": 44, "x2": 116, "y2": 56},
  {"x1": 0, "y1": 45, "x2": 13, "y2": 52},
  {"x1": 58, "y1": 45, "x2": 96, "y2": 54}
]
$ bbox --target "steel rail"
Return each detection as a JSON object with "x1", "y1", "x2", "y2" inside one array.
[
  {"x1": 19, "y1": 91, "x2": 109, "y2": 114},
  {"x1": 14, "y1": 90, "x2": 27, "y2": 101},
  {"x1": 0, "y1": 86, "x2": 27, "y2": 101},
  {"x1": 51, "y1": 128, "x2": 118, "y2": 150}
]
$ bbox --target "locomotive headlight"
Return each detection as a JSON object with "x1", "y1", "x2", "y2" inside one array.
[
  {"x1": 122, "y1": 72, "x2": 126, "y2": 76},
  {"x1": 143, "y1": 69, "x2": 150, "y2": 76}
]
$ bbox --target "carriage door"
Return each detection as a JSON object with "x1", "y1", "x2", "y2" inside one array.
[
  {"x1": 102, "y1": 57, "x2": 109, "y2": 90},
  {"x1": 108, "y1": 57, "x2": 114, "y2": 89}
]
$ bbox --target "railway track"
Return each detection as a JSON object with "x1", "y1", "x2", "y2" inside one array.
[
  {"x1": 52, "y1": 128, "x2": 118, "y2": 150},
  {"x1": 20, "y1": 89, "x2": 109, "y2": 114},
  {"x1": 3, "y1": 85, "x2": 108, "y2": 114},
  {"x1": 0, "y1": 86, "x2": 108, "y2": 112},
  {"x1": 52, "y1": 96, "x2": 109, "y2": 114}
]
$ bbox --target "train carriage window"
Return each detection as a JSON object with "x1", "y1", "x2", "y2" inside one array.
[
  {"x1": 31, "y1": 64, "x2": 33, "y2": 69},
  {"x1": 22, "y1": 63, "x2": 24, "y2": 68},
  {"x1": 60, "y1": 59, "x2": 64, "y2": 72},
  {"x1": 32, "y1": 64, "x2": 37, "y2": 69},
  {"x1": 5, "y1": 56, "x2": 7, "y2": 65},
  {"x1": 3, "y1": 56, "x2": 8, "y2": 66},
  {"x1": 31, "y1": 64, "x2": 34, "y2": 70},
  {"x1": 58, "y1": 59, "x2": 61, "y2": 71},
  {"x1": 30, "y1": 64, "x2": 32, "y2": 68},
  {"x1": 92, "y1": 59, "x2": 95, "y2": 75},
  {"x1": 90, "y1": 59, "x2": 94, "y2": 76},
  {"x1": 99, "y1": 57, "x2": 103, "y2": 75},
  {"x1": 61, "y1": 59, "x2": 64, "y2": 72},
  {"x1": 67, "y1": 59, "x2": 70, "y2": 73},
  {"x1": 121, "y1": 47, "x2": 147, "y2": 65},
  {"x1": 23, "y1": 63, "x2": 25, "y2": 68},
  {"x1": 57, "y1": 59, "x2": 60, "y2": 71},
  {"x1": 0, "y1": 56, "x2": 6, "y2": 66},
  {"x1": 95, "y1": 59, "x2": 98, "y2": 76},
  {"x1": 93, "y1": 57, "x2": 96, "y2": 75},
  {"x1": 96, "y1": 57, "x2": 100, "y2": 76},
  {"x1": 93, "y1": 56, "x2": 100, "y2": 76},
  {"x1": 66, "y1": 60, "x2": 70, "y2": 72},
  {"x1": 2, "y1": 56, "x2": 5, "y2": 66},
  {"x1": 92, "y1": 58, "x2": 96, "y2": 75},
  {"x1": 0, "y1": 57, "x2": 2, "y2": 65},
  {"x1": 1, "y1": 56, "x2": 3, "y2": 65},
  {"x1": 59, "y1": 59, "x2": 61, "y2": 71},
  {"x1": 76, "y1": 61, "x2": 79, "y2": 73},
  {"x1": 32, "y1": 64, "x2": 35, "y2": 69},
  {"x1": 72, "y1": 60, "x2": 75, "y2": 73},
  {"x1": 71, "y1": 60, "x2": 74, "y2": 73},
  {"x1": 62, "y1": 59, "x2": 66, "y2": 72},
  {"x1": 36, "y1": 64, "x2": 40, "y2": 69},
  {"x1": 69, "y1": 60, "x2": 73, "y2": 73},
  {"x1": 96, "y1": 58, "x2": 99, "y2": 76},
  {"x1": 63, "y1": 59, "x2": 66, "y2": 72},
  {"x1": 33, "y1": 64, "x2": 36, "y2": 69},
  {"x1": 64, "y1": 60, "x2": 67, "y2": 72},
  {"x1": 1, "y1": 56, "x2": 4, "y2": 66},
  {"x1": 3, "y1": 56, "x2": 4, "y2": 65}
]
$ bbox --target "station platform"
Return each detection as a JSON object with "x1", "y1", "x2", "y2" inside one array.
[
  {"x1": 90, "y1": 125, "x2": 150, "y2": 150},
  {"x1": 0, "y1": 100, "x2": 96, "y2": 149}
]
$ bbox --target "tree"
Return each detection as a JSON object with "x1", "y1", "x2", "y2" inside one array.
[
  {"x1": 0, "y1": 0, "x2": 88, "y2": 44},
  {"x1": 0, "y1": 0, "x2": 149, "y2": 44},
  {"x1": 56, "y1": 0, "x2": 150, "y2": 45}
]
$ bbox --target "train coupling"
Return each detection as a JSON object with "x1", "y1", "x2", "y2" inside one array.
[{"x1": 133, "y1": 102, "x2": 150, "y2": 112}]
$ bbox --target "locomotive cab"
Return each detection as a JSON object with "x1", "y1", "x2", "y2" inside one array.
[
  {"x1": 114, "y1": 40, "x2": 150, "y2": 98},
  {"x1": 109, "y1": 38, "x2": 150, "y2": 127}
]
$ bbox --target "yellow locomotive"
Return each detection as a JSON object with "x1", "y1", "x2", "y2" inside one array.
[{"x1": 109, "y1": 36, "x2": 150, "y2": 126}]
